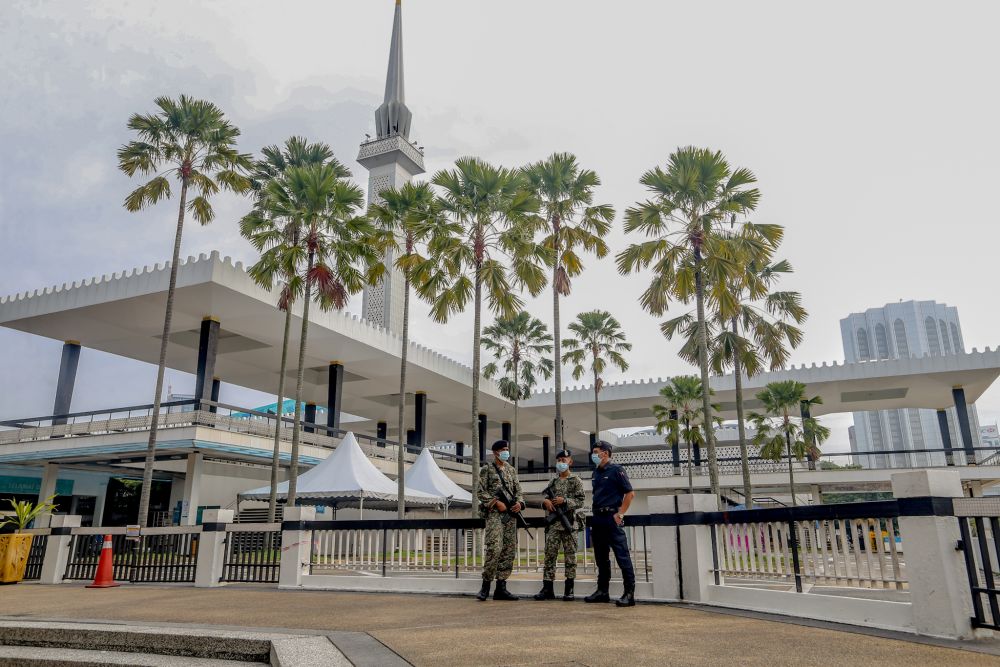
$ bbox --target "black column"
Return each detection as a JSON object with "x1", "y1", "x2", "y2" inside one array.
[
  {"x1": 589, "y1": 432, "x2": 597, "y2": 470},
  {"x1": 800, "y1": 401, "x2": 817, "y2": 471},
  {"x1": 327, "y1": 362, "x2": 343, "y2": 431},
  {"x1": 669, "y1": 409, "x2": 681, "y2": 474},
  {"x1": 209, "y1": 377, "x2": 220, "y2": 414},
  {"x1": 195, "y1": 317, "x2": 220, "y2": 410},
  {"x1": 304, "y1": 403, "x2": 317, "y2": 433},
  {"x1": 52, "y1": 341, "x2": 81, "y2": 427},
  {"x1": 415, "y1": 391, "x2": 427, "y2": 448},
  {"x1": 542, "y1": 435, "x2": 550, "y2": 472},
  {"x1": 936, "y1": 409, "x2": 955, "y2": 466},
  {"x1": 406, "y1": 428, "x2": 417, "y2": 449},
  {"x1": 456, "y1": 441, "x2": 465, "y2": 461},
  {"x1": 501, "y1": 421, "x2": 511, "y2": 443},
  {"x1": 953, "y1": 387, "x2": 977, "y2": 465},
  {"x1": 376, "y1": 421, "x2": 388, "y2": 447},
  {"x1": 478, "y1": 414, "x2": 488, "y2": 461}
]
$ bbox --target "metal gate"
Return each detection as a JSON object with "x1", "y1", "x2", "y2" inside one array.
[
  {"x1": 954, "y1": 498, "x2": 1000, "y2": 630},
  {"x1": 64, "y1": 532, "x2": 199, "y2": 583},
  {"x1": 222, "y1": 529, "x2": 280, "y2": 583}
]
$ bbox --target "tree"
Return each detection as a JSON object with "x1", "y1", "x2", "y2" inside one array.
[
  {"x1": 522, "y1": 153, "x2": 614, "y2": 453},
  {"x1": 263, "y1": 163, "x2": 381, "y2": 506},
  {"x1": 652, "y1": 376, "x2": 717, "y2": 492},
  {"x1": 369, "y1": 181, "x2": 455, "y2": 517},
  {"x1": 661, "y1": 250, "x2": 806, "y2": 507},
  {"x1": 421, "y1": 157, "x2": 547, "y2": 499},
  {"x1": 482, "y1": 312, "x2": 554, "y2": 467},
  {"x1": 118, "y1": 95, "x2": 251, "y2": 526},
  {"x1": 748, "y1": 380, "x2": 829, "y2": 506},
  {"x1": 240, "y1": 137, "x2": 348, "y2": 522},
  {"x1": 562, "y1": 310, "x2": 631, "y2": 439},
  {"x1": 617, "y1": 146, "x2": 775, "y2": 500}
]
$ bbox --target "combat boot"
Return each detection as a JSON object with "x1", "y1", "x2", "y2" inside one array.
[
  {"x1": 493, "y1": 579, "x2": 519, "y2": 601},
  {"x1": 476, "y1": 578, "x2": 491, "y2": 601},
  {"x1": 533, "y1": 580, "x2": 555, "y2": 600},
  {"x1": 584, "y1": 588, "x2": 610, "y2": 603},
  {"x1": 615, "y1": 585, "x2": 636, "y2": 607},
  {"x1": 562, "y1": 579, "x2": 575, "y2": 601}
]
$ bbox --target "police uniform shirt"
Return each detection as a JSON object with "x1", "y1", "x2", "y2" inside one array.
[{"x1": 591, "y1": 462, "x2": 633, "y2": 510}]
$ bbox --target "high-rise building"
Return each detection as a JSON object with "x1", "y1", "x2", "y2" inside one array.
[
  {"x1": 840, "y1": 300, "x2": 981, "y2": 468},
  {"x1": 358, "y1": 0, "x2": 425, "y2": 334}
]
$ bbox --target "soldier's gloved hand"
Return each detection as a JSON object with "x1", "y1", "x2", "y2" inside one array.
[
  {"x1": 553, "y1": 496, "x2": 565, "y2": 506},
  {"x1": 511, "y1": 502, "x2": 522, "y2": 513},
  {"x1": 494, "y1": 501, "x2": 507, "y2": 513},
  {"x1": 542, "y1": 499, "x2": 554, "y2": 512}
]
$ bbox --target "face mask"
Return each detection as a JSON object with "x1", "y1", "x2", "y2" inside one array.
[
  {"x1": 498, "y1": 451, "x2": 510, "y2": 462},
  {"x1": 591, "y1": 453, "x2": 602, "y2": 466},
  {"x1": 555, "y1": 462, "x2": 569, "y2": 473}
]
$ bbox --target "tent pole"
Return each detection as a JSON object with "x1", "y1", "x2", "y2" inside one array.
[{"x1": 360, "y1": 495, "x2": 364, "y2": 520}]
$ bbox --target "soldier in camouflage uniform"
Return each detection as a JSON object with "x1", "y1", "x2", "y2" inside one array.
[
  {"x1": 476, "y1": 440, "x2": 524, "y2": 601},
  {"x1": 534, "y1": 449, "x2": 586, "y2": 601}
]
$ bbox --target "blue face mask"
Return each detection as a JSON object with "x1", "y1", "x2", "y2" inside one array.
[
  {"x1": 555, "y1": 462, "x2": 569, "y2": 473},
  {"x1": 498, "y1": 450, "x2": 510, "y2": 462},
  {"x1": 591, "y1": 453, "x2": 602, "y2": 466}
]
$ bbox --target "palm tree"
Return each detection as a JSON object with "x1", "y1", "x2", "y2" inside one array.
[
  {"x1": 420, "y1": 157, "x2": 547, "y2": 499},
  {"x1": 748, "y1": 380, "x2": 829, "y2": 506},
  {"x1": 369, "y1": 181, "x2": 455, "y2": 517},
  {"x1": 661, "y1": 251, "x2": 806, "y2": 507},
  {"x1": 522, "y1": 153, "x2": 614, "y2": 452},
  {"x1": 118, "y1": 95, "x2": 251, "y2": 526},
  {"x1": 652, "y1": 376, "x2": 716, "y2": 492},
  {"x1": 562, "y1": 310, "x2": 631, "y2": 439},
  {"x1": 264, "y1": 163, "x2": 381, "y2": 505},
  {"x1": 617, "y1": 146, "x2": 776, "y2": 500},
  {"x1": 482, "y1": 312, "x2": 554, "y2": 467},
  {"x1": 240, "y1": 137, "x2": 348, "y2": 522}
]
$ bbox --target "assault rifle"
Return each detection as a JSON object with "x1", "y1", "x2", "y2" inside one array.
[
  {"x1": 542, "y1": 486, "x2": 575, "y2": 532},
  {"x1": 493, "y1": 475, "x2": 533, "y2": 538}
]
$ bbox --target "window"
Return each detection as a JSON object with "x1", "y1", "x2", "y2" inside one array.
[
  {"x1": 940, "y1": 320, "x2": 952, "y2": 354},
  {"x1": 893, "y1": 319, "x2": 909, "y2": 358},
  {"x1": 875, "y1": 323, "x2": 889, "y2": 359},
  {"x1": 856, "y1": 328, "x2": 871, "y2": 360},
  {"x1": 950, "y1": 322, "x2": 964, "y2": 353},
  {"x1": 925, "y1": 317, "x2": 941, "y2": 355}
]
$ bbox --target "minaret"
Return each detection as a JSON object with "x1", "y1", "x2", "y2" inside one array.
[{"x1": 359, "y1": 0, "x2": 425, "y2": 334}]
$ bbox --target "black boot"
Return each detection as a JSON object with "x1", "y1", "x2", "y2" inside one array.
[
  {"x1": 562, "y1": 579, "x2": 575, "y2": 602},
  {"x1": 584, "y1": 588, "x2": 610, "y2": 603},
  {"x1": 615, "y1": 585, "x2": 636, "y2": 607},
  {"x1": 533, "y1": 580, "x2": 555, "y2": 601},
  {"x1": 493, "y1": 579, "x2": 519, "y2": 601},
  {"x1": 476, "y1": 578, "x2": 491, "y2": 601}
]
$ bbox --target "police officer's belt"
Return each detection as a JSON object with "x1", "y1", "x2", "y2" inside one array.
[{"x1": 594, "y1": 506, "x2": 619, "y2": 514}]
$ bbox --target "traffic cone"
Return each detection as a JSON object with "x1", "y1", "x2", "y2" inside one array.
[{"x1": 86, "y1": 535, "x2": 120, "y2": 588}]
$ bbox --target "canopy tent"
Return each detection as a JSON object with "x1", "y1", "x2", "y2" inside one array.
[
  {"x1": 406, "y1": 448, "x2": 473, "y2": 507},
  {"x1": 239, "y1": 432, "x2": 443, "y2": 512}
]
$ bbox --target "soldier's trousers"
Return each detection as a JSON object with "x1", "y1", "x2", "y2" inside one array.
[
  {"x1": 482, "y1": 512, "x2": 517, "y2": 581},
  {"x1": 591, "y1": 514, "x2": 636, "y2": 590},
  {"x1": 542, "y1": 527, "x2": 578, "y2": 580}
]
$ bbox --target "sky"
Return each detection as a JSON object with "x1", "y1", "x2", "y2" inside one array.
[{"x1": 1, "y1": 0, "x2": 999, "y2": 453}]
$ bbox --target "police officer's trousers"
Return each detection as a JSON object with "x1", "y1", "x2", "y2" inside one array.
[{"x1": 591, "y1": 514, "x2": 636, "y2": 590}]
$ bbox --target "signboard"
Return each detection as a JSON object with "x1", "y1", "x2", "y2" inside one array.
[
  {"x1": 0, "y1": 475, "x2": 74, "y2": 496},
  {"x1": 126, "y1": 525, "x2": 141, "y2": 541}
]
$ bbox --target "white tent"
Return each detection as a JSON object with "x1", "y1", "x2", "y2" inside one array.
[
  {"x1": 239, "y1": 432, "x2": 444, "y2": 512},
  {"x1": 406, "y1": 448, "x2": 474, "y2": 507}
]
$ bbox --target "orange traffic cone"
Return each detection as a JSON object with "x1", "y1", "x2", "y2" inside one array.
[{"x1": 86, "y1": 535, "x2": 120, "y2": 588}]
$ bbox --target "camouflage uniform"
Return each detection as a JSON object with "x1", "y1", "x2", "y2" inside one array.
[
  {"x1": 542, "y1": 474, "x2": 586, "y2": 581},
  {"x1": 477, "y1": 461, "x2": 524, "y2": 582}
]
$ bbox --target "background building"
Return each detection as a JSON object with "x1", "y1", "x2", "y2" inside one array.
[{"x1": 840, "y1": 300, "x2": 982, "y2": 468}]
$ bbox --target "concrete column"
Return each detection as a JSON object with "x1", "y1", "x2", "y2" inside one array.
[
  {"x1": 209, "y1": 377, "x2": 221, "y2": 413},
  {"x1": 376, "y1": 421, "x2": 387, "y2": 446},
  {"x1": 278, "y1": 506, "x2": 315, "y2": 589},
  {"x1": 647, "y1": 495, "x2": 681, "y2": 600},
  {"x1": 52, "y1": 340, "x2": 81, "y2": 427},
  {"x1": 676, "y1": 493, "x2": 719, "y2": 603},
  {"x1": 195, "y1": 509, "x2": 234, "y2": 587},
  {"x1": 414, "y1": 391, "x2": 427, "y2": 448},
  {"x1": 501, "y1": 421, "x2": 511, "y2": 443},
  {"x1": 952, "y1": 388, "x2": 977, "y2": 465},
  {"x1": 327, "y1": 362, "x2": 344, "y2": 431},
  {"x1": 180, "y1": 452, "x2": 203, "y2": 526},
  {"x1": 811, "y1": 484, "x2": 823, "y2": 505},
  {"x1": 937, "y1": 409, "x2": 956, "y2": 466},
  {"x1": 542, "y1": 436, "x2": 550, "y2": 472},
  {"x1": 304, "y1": 403, "x2": 317, "y2": 433},
  {"x1": 37, "y1": 463, "x2": 59, "y2": 528},
  {"x1": 39, "y1": 514, "x2": 82, "y2": 584},
  {"x1": 891, "y1": 469, "x2": 973, "y2": 639},
  {"x1": 92, "y1": 482, "x2": 108, "y2": 528},
  {"x1": 478, "y1": 413, "x2": 487, "y2": 462},
  {"x1": 195, "y1": 317, "x2": 220, "y2": 410}
]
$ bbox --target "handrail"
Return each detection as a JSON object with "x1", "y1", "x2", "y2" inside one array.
[{"x1": 0, "y1": 400, "x2": 197, "y2": 428}]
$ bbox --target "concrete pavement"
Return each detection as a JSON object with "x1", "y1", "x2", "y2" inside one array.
[{"x1": 2, "y1": 584, "x2": 998, "y2": 666}]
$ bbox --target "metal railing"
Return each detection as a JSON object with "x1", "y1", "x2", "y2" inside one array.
[
  {"x1": 23, "y1": 533, "x2": 48, "y2": 581},
  {"x1": 222, "y1": 524, "x2": 281, "y2": 583},
  {"x1": 954, "y1": 497, "x2": 1000, "y2": 630},
  {"x1": 63, "y1": 528, "x2": 200, "y2": 583}
]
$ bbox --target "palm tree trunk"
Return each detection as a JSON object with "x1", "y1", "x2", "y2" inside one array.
[
  {"x1": 470, "y1": 267, "x2": 483, "y2": 501},
  {"x1": 552, "y1": 240, "x2": 563, "y2": 454},
  {"x1": 287, "y1": 248, "x2": 315, "y2": 506},
  {"x1": 396, "y1": 275, "x2": 411, "y2": 518},
  {"x1": 593, "y1": 367, "x2": 600, "y2": 438},
  {"x1": 732, "y1": 318, "x2": 753, "y2": 508},
  {"x1": 137, "y1": 178, "x2": 188, "y2": 527},
  {"x1": 267, "y1": 304, "x2": 293, "y2": 523},
  {"x1": 511, "y1": 356, "x2": 520, "y2": 466},
  {"x1": 693, "y1": 248, "x2": 720, "y2": 499},
  {"x1": 785, "y1": 419, "x2": 797, "y2": 507},
  {"x1": 685, "y1": 417, "x2": 693, "y2": 494},
  {"x1": 513, "y1": 398, "x2": 519, "y2": 470}
]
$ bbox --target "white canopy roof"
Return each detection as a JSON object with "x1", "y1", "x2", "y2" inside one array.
[
  {"x1": 406, "y1": 449, "x2": 473, "y2": 506},
  {"x1": 240, "y1": 432, "x2": 443, "y2": 510}
]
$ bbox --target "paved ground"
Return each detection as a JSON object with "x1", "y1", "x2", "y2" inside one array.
[{"x1": 3, "y1": 584, "x2": 999, "y2": 666}]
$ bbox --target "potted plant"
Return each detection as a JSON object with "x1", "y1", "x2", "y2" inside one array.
[{"x1": 0, "y1": 496, "x2": 57, "y2": 584}]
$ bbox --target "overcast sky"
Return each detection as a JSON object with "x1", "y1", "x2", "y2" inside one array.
[{"x1": 2, "y1": 0, "x2": 999, "y2": 452}]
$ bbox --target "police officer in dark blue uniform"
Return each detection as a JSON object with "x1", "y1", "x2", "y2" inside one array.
[{"x1": 584, "y1": 440, "x2": 636, "y2": 607}]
